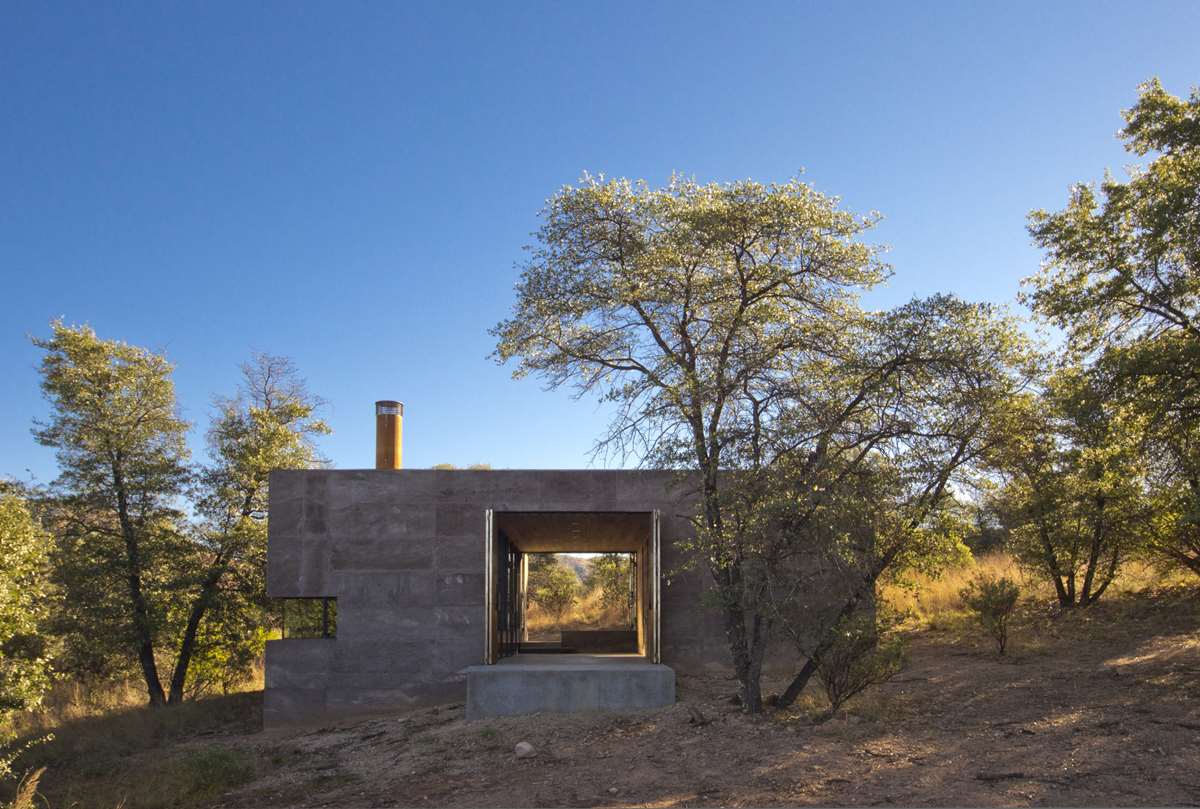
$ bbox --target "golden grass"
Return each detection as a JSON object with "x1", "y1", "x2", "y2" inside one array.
[
  {"x1": 880, "y1": 553, "x2": 1190, "y2": 631},
  {"x1": 526, "y1": 587, "x2": 634, "y2": 637},
  {"x1": 882, "y1": 553, "x2": 1031, "y2": 627},
  {"x1": 1, "y1": 669, "x2": 265, "y2": 809},
  {"x1": 3, "y1": 664, "x2": 263, "y2": 748},
  {"x1": 2, "y1": 688, "x2": 261, "y2": 809}
]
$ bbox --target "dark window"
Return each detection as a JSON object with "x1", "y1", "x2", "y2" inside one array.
[{"x1": 280, "y1": 597, "x2": 337, "y2": 638}]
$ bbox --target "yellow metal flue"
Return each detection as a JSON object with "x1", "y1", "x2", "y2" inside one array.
[{"x1": 375, "y1": 400, "x2": 403, "y2": 470}]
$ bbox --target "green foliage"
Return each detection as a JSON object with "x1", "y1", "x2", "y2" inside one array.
[
  {"x1": 959, "y1": 573, "x2": 1020, "y2": 654},
  {"x1": 179, "y1": 746, "x2": 256, "y2": 800},
  {"x1": 1024, "y1": 79, "x2": 1200, "y2": 579},
  {"x1": 175, "y1": 354, "x2": 329, "y2": 701},
  {"x1": 33, "y1": 321, "x2": 193, "y2": 703},
  {"x1": 814, "y1": 608, "x2": 907, "y2": 716},
  {"x1": 280, "y1": 598, "x2": 336, "y2": 639},
  {"x1": 525, "y1": 553, "x2": 557, "y2": 595},
  {"x1": 0, "y1": 494, "x2": 54, "y2": 718},
  {"x1": 0, "y1": 491, "x2": 56, "y2": 782},
  {"x1": 989, "y1": 369, "x2": 1151, "y2": 607},
  {"x1": 30, "y1": 326, "x2": 329, "y2": 705},
  {"x1": 587, "y1": 553, "x2": 633, "y2": 622},
  {"x1": 531, "y1": 564, "x2": 578, "y2": 623},
  {"x1": 493, "y1": 173, "x2": 1034, "y2": 712}
]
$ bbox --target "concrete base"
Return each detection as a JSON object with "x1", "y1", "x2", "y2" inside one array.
[
  {"x1": 465, "y1": 654, "x2": 675, "y2": 719},
  {"x1": 560, "y1": 630, "x2": 638, "y2": 653}
]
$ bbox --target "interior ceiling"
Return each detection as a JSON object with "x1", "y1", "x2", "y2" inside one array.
[{"x1": 497, "y1": 511, "x2": 649, "y2": 553}]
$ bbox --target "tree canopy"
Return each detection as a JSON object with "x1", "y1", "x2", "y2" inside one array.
[
  {"x1": 1025, "y1": 79, "x2": 1200, "y2": 579},
  {"x1": 495, "y1": 174, "x2": 1034, "y2": 711}
]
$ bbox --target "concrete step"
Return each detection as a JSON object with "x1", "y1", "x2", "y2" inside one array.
[{"x1": 465, "y1": 655, "x2": 675, "y2": 719}]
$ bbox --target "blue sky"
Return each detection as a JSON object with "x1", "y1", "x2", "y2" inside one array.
[{"x1": 2, "y1": 2, "x2": 1198, "y2": 483}]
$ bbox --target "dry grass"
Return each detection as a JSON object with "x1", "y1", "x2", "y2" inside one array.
[
  {"x1": 1, "y1": 691, "x2": 262, "y2": 809},
  {"x1": 882, "y1": 553, "x2": 1032, "y2": 628},
  {"x1": 1, "y1": 671, "x2": 264, "y2": 809},
  {"x1": 881, "y1": 553, "x2": 1192, "y2": 637},
  {"x1": 526, "y1": 586, "x2": 634, "y2": 638},
  {"x1": 3, "y1": 664, "x2": 263, "y2": 748}
]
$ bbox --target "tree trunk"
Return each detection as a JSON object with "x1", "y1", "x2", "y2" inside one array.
[
  {"x1": 775, "y1": 578, "x2": 870, "y2": 710},
  {"x1": 1080, "y1": 495, "x2": 1106, "y2": 605},
  {"x1": 167, "y1": 558, "x2": 227, "y2": 705},
  {"x1": 1037, "y1": 522, "x2": 1072, "y2": 607},
  {"x1": 111, "y1": 455, "x2": 166, "y2": 706},
  {"x1": 716, "y1": 564, "x2": 761, "y2": 713},
  {"x1": 696, "y1": 452, "x2": 767, "y2": 714}
]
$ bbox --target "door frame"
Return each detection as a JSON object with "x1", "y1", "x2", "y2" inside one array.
[
  {"x1": 650, "y1": 509, "x2": 661, "y2": 664},
  {"x1": 483, "y1": 508, "x2": 662, "y2": 664}
]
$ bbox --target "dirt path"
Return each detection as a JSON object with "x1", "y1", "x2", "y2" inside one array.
[{"x1": 223, "y1": 594, "x2": 1200, "y2": 808}]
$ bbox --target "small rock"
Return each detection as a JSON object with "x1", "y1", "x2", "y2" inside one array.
[
  {"x1": 608, "y1": 787, "x2": 619, "y2": 794},
  {"x1": 514, "y1": 741, "x2": 537, "y2": 759}
]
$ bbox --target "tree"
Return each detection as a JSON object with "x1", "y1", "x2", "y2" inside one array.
[
  {"x1": 33, "y1": 322, "x2": 192, "y2": 706},
  {"x1": 990, "y1": 371, "x2": 1150, "y2": 607},
  {"x1": 168, "y1": 353, "x2": 328, "y2": 703},
  {"x1": 588, "y1": 553, "x2": 633, "y2": 624},
  {"x1": 532, "y1": 564, "x2": 578, "y2": 624},
  {"x1": 33, "y1": 327, "x2": 329, "y2": 706},
  {"x1": 1025, "y1": 79, "x2": 1200, "y2": 578},
  {"x1": 0, "y1": 492, "x2": 54, "y2": 717},
  {"x1": 493, "y1": 174, "x2": 1033, "y2": 712}
]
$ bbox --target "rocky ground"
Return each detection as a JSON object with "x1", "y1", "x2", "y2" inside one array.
[{"x1": 215, "y1": 588, "x2": 1200, "y2": 808}]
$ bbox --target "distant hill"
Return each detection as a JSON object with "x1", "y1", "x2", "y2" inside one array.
[{"x1": 556, "y1": 554, "x2": 592, "y2": 585}]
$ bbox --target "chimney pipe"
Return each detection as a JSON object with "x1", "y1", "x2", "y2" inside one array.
[{"x1": 375, "y1": 400, "x2": 403, "y2": 470}]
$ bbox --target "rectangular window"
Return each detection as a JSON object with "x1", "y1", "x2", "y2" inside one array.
[{"x1": 279, "y1": 597, "x2": 337, "y2": 638}]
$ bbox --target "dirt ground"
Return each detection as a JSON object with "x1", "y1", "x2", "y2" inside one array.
[{"x1": 213, "y1": 589, "x2": 1200, "y2": 808}]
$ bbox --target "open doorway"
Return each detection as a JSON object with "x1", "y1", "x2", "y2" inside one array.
[
  {"x1": 524, "y1": 552, "x2": 637, "y2": 650},
  {"x1": 484, "y1": 511, "x2": 660, "y2": 664}
]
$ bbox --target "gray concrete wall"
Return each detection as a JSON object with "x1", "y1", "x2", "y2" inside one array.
[
  {"x1": 264, "y1": 469, "x2": 792, "y2": 725},
  {"x1": 265, "y1": 469, "x2": 726, "y2": 723}
]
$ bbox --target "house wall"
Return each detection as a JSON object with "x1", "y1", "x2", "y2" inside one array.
[{"x1": 264, "y1": 469, "x2": 738, "y2": 725}]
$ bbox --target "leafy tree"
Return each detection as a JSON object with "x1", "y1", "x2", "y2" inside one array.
[
  {"x1": 33, "y1": 322, "x2": 192, "y2": 705},
  {"x1": 0, "y1": 493, "x2": 54, "y2": 717},
  {"x1": 169, "y1": 353, "x2": 328, "y2": 703},
  {"x1": 1025, "y1": 79, "x2": 1200, "y2": 578},
  {"x1": 989, "y1": 370, "x2": 1150, "y2": 607},
  {"x1": 32, "y1": 326, "x2": 328, "y2": 706},
  {"x1": 588, "y1": 553, "x2": 631, "y2": 606},
  {"x1": 531, "y1": 564, "x2": 578, "y2": 624},
  {"x1": 587, "y1": 553, "x2": 633, "y2": 624},
  {"x1": 960, "y1": 573, "x2": 1020, "y2": 654},
  {"x1": 493, "y1": 174, "x2": 1033, "y2": 711}
]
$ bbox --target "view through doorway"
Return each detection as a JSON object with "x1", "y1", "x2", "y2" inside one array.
[
  {"x1": 524, "y1": 552, "x2": 637, "y2": 648},
  {"x1": 484, "y1": 510, "x2": 661, "y2": 663}
]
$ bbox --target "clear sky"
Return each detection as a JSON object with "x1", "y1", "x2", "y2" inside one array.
[{"x1": 2, "y1": 2, "x2": 1198, "y2": 483}]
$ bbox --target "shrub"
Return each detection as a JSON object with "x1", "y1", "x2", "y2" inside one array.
[
  {"x1": 959, "y1": 573, "x2": 1020, "y2": 654},
  {"x1": 815, "y1": 609, "x2": 907, "y2": 717},
  {"x1": 531, "y1": 565, "x2": 578, "y2": 624}
]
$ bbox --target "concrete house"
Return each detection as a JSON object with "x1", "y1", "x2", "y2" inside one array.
[{"x1": 264, "y1": 402, "x2": 803, "y2": 725}]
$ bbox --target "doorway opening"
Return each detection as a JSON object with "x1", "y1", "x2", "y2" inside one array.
[
  {"x1": 484, "y1": 511, "x2": 660, "y2": 664},
  {"x1": 523, "y1": 551, "x2": 637, "y2": 649}
]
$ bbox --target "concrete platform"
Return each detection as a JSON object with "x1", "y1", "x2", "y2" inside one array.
[{"x1": 465, "y1": 654, "x2": 676, "y2": 719}]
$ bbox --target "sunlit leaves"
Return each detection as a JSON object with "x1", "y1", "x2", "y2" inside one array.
[{"x1": 0, "y1": 494, "x2": 53, "y2": 717}]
